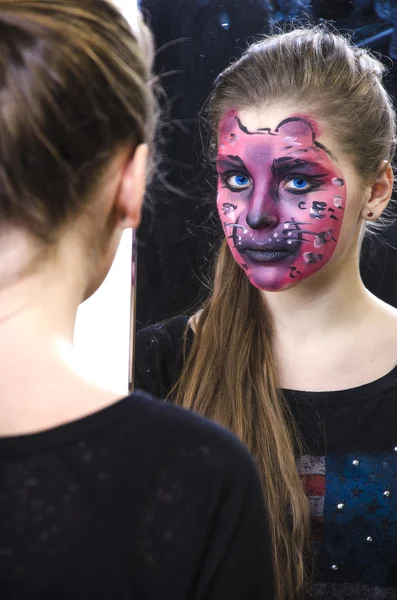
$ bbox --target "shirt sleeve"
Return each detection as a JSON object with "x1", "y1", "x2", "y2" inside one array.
[
  {"x1": 134, "y1": 324, "x2": 167, "y2": 397},
  {"x1": 134, "y1": 316, "x2": 189, "y2": 399}
]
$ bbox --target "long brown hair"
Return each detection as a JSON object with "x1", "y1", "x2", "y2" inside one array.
[
  {"x1": 0, "y1": 0, "x2": 155, "y2": 244},
  {"x1": 172, "y1": 26, "x2": 396, "y2": 600}
]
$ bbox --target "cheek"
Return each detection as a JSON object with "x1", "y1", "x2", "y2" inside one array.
[
  {"x1": 216, "y1": 187, "x2": 249, "y2": 264},
  {"x1": 286, "y1": 189, "x2": 344, "y2": 233},
  {"x1": 303, "y1": 184, "x2": 345, "y2": 234},
  {"x1": 216, "y1": 186, "x2": 246, "y2": 229},
  {"x1": 288, "y1": 183, "x2": 346, "y2": 276}
]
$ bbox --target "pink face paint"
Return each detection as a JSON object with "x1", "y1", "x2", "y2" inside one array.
[{"x1": 216, "y1": 111, "x2": 346, "y2": 291}]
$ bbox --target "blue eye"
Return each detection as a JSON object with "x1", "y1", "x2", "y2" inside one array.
[
  {"x1": 226, "y1": 174, "x2": 251, "y2": 191},
  {"x1": 284, "y1": 176, "x2": 313, "y2": 194},
  {"x1": 291, "y1": 178, "x2": 308, "y2": 189}
]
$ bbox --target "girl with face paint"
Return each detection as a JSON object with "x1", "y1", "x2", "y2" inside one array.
[{"x1": 135, "y1": 26, "x2": 397, "y2": 600}]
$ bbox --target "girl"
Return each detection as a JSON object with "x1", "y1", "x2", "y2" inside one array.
[
  {"x1": 136, "y1": 26, "x2": 397, "y2": 600},
  {"x1": 0, "y1": 2, "x2": 273, "y2": 599}
]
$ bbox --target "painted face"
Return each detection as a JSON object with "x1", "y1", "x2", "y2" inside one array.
[{"x1": 216, "y1": 111, "x2": 347, "y2": 291}]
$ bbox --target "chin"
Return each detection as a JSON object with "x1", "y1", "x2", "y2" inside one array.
[{"x1": 246, "y1": 267, "x2": 300, "y2": 292}]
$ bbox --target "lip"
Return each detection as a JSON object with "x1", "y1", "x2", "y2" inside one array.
[
  {"x1": 237, "y1": 242, "x2": 296, "y2": 264},
  {"x1": 242, "y1": 249, "x2": 292, "y2": 263}
]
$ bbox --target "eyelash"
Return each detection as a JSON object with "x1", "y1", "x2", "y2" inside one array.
[
  {"x1": 283, "y1": 174, "x2": 327, "y2": 195},
  {"x1": 219, "y1": 171, "x2": 251, "y2": 192},
  {"x1": 219, "y1": 171, "x2": 327, "y2": 194}
]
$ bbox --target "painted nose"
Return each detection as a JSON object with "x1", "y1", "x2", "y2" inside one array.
[{"x1": 246, "y1": 210, "x2": 279, "y2": 230}]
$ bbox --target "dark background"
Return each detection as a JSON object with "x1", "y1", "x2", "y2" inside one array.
[{"x1": 137, "y1": 0, "x2": 397, "y2": 327}]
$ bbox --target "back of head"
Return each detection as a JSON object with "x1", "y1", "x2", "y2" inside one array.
[{"x1": 0, "y1": 0, "x2": 155, "y2": 244}]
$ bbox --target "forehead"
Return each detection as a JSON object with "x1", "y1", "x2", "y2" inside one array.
[{"x1": 218, "y1": 109, "x2": 336, "y2": 164}]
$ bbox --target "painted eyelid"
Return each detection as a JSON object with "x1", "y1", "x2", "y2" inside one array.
[
  {"x1": 284, "y1": 184, "x2": 317, "y2": 194},
  {"x1": 220, "y1": 171, "x2": 252, "y2": 185},
  {"x1": 219, "y1": 169, "x2": 251, "y2": 178},
  {"x1": 283, "y1": 172, "x2": 328, "y2": 181},
  {"x1": 284, "y1": 178, "x2": 310, "y2": 187},
  {"x1": 283, "y1": 178, "x2": 323, "y2": 195},
  {"x1": 283, "y1": 175, "x2": 325, "y2": 187}
]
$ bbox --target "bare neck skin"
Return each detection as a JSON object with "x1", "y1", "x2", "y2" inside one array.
[
  {"x1": 0, "y1": 228, "x2": 123, "y2": 437},
  {"x1": 265, "y1": 242, "x2": 397, "y2": 391}
]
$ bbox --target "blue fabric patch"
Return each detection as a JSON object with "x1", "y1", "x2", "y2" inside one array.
[{"x1": 321, "y1": 452, "x2": 397, "y2": 586}]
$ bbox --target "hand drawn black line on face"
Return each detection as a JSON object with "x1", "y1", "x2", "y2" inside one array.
[
  {"x1": 225, "y1": 222, "x2": 248, "y2": 249},
  {"x1": 327, "y1": 208, "x2": 339, "y2": 221},
  {"x1": 235, "y1": 115, "x2": 338, "y2": 163},
  {"x1": 284, "y1": 222, "x2": 336, "y2": 248},
  {"x1": 289, "y1": 266, "x2": 302, "y2": 279},
  {"x1": 283, "y1": 219, "x2": 313, "y2": 244},
  {"x1": 226, "y1": 217, "x2": 246, "y2": 249}
]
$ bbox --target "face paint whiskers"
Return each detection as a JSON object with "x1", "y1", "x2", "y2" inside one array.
[
  {"x1": 224, "y1": 223, "x2": 248, "y2": 234},
  {"x1": 283, "y1": 220, "x2": 313, "y2": 243}
]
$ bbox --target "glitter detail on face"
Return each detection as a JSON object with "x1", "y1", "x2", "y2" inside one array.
[{"x1": 334, "y1": 195, "x2": 343, "y2": 208}]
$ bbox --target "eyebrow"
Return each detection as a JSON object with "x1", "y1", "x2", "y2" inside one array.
[
  {"x1": 216, "y1": 154, "x2": 331, "y2": 176},
  {"x1": 271, "y1": 157, "x2": 329, "y2": 174},
  {"x1": 216, "y1": 154, "x2": 246, "y2": 168}
]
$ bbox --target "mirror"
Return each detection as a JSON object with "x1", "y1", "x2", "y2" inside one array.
[{"x1": 137, "y1": 0, "x2": 397, "y2": 328}]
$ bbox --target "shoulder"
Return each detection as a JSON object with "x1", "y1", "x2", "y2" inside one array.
[
  {"x1": 95, "y1": 393, "x2": 272, "y2": 597},
  {"x1": 88, "y1": 390, "x2": 261, "y2": 496},
  {"x1": 131, "y1": 390, "x2": 264, "y2": 513},
  {"x1": 136, "y1": 315, "x2": 189, "y2": 350},
  {"x1": 135, "y1": 316, "x2": 192, "y2": 398},
  {"x1": 131, "y1": 391, "x2": 246, "y2": 457}
]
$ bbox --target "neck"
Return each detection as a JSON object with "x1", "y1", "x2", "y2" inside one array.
[
  {"x1": 0, "y1": 227, "x2": 106, "y2": 395},
  {"x1": 0, "y1": 245, "x2": 83, "y2": 372},
  {"x1": 264, "y1": 249, "x2": 372, "y2": 343},
  {"x1": 263, "y1": 248, "x2": 397, "y2": 392}
]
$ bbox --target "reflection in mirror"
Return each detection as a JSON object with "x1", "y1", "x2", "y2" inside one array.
[
  {"x1": 138, "y1": 0, "x2": 397, "y2": 327},
  {"x1": 134, "y1": 17, "x2": 397, "y2": 600}
]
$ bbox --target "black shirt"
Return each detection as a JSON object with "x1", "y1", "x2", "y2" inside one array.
[
  {"x1": 135, "y1": 316, "x2": 397, "y2": 600},
  {"x1": 0, "y1": 390, "x2": 273, "y2": 600}
]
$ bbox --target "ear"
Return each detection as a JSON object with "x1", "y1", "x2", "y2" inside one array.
[
  {"x1": 362, "y1": 160, "x2": 393, "y2": 221},
  {"x1": 116, "y1": 144, "x2": 149, "y2": 229}
]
